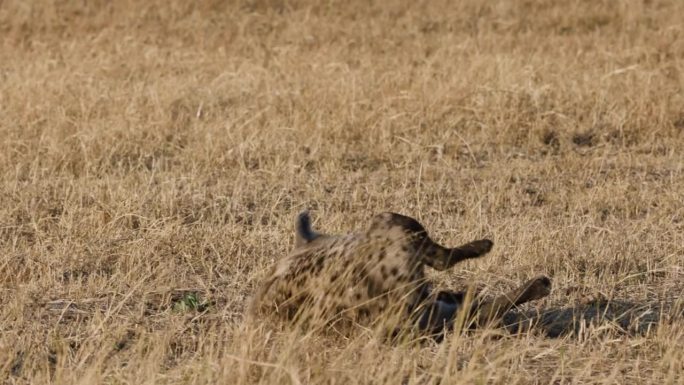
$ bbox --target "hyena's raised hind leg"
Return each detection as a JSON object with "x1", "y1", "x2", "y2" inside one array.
[
  {"x1": 419, "y1": 238, "x2": 494, "y2": 271},
  {"x1": 469, "y1": 275, "x2": 552, "y2": 327},
  {"x1": 368, "y1": 212, "x2": 494, "y2": 271}
]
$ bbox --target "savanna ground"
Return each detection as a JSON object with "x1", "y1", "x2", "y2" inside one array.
[{"x1": 1, "y1": 0, "x2": 683, "y2": 383}]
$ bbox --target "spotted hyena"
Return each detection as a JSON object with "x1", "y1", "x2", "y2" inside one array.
[{"x1": 250, "y1": 211, "x2": 551, "y2": 338}]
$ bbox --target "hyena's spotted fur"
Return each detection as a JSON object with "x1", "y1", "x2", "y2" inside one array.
[{"x1": 250, "y1": 211, "x2": 551, "y2": 337}]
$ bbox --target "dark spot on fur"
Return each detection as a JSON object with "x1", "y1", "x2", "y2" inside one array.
[
  {"x1": 572, "y1": 131, "x2": 595, "y2": 147},
  {"x1": 366, "y1": 278, "x2": 383, "y2": 298},
  {"x1": 380, "y1": 265, "x2": 389, "y2": 279},
  {"x1": 358, "y1": 308, "x2": 371, "y2": 319},
  {"x1": 352, "y1": 265, "x2": 368, "y2": 278},
  {"x1": 312, "y1": 255, "x2": 325, "y2": 273},
  {"x1": 390, "y1": 267, "x2": 399, "y2": 277}
]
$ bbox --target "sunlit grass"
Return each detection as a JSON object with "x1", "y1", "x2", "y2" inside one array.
[{"x1": 1, "y1": 0, "x2": 683, "y2": 383}]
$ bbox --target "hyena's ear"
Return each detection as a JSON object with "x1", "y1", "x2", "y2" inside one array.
[{"x1": 295, "y1": 210, "x2": 321, "y2": 247}]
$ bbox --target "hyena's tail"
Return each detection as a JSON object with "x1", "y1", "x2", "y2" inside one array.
[{"x1": 295, "y1": 210, "x2": 322, "y2": 247}]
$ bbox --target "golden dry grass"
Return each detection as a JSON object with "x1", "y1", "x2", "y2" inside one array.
[{"x1": 1, "y1": 0, "x2": 683, "y2": 383}]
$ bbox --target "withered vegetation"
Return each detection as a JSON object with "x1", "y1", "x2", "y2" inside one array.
[{"x1": 1, "y1": 0, "x2": 683, "y2": 383}]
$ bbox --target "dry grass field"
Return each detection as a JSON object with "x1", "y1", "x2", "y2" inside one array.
[{"x1": 1, "y1": 0, "x2": 683, "y2": 383}]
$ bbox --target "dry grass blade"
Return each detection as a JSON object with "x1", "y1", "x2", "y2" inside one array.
[{"x1": 1, "y1": 0, "x2": 684, "y2": 384}]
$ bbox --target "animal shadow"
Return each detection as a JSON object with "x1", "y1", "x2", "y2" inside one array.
[{"x1": 503, "y1": 299, "x2": 665, "y2": 338}]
